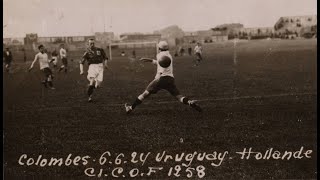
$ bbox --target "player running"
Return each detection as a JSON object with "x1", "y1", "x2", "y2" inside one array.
[
  {"x1": 58, "y1": 44, "x2": 68, "y2": 73},
  {"x1": 3, "y1": 47, "x2": 13, "y2": 72},
  {"x1": 188, "y1": 46, "x2": 192, "y2": 56},
  {"x1": 125, "y1": 41, "x2": 202, "y2": 114},
  {"x1": 51, "y1": 48, "x2": 59, "y2": 68},
  {"x1": 28, "y1": 44, "x2": 55, "y2": 89},
  {"x1": 80, "y1": 39, "x2": 109, "y2": 102},
  {"x1": 194, "y1": 42, "x2": 203, "y2": 66}
]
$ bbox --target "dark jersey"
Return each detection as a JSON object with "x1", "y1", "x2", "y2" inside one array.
[
  {"x1": 3, "y1": 50, "x2": 13, "y2": 62},
  {"x1": 81, "y1": 47, "x2": 107, "y2": 65},
  {"x1": 51, "y1": 50, "x2": 58, "y2": 56}
]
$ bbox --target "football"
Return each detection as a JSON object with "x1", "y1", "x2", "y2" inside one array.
[{"x1": 158, "y1": 55, "x2": 171, "y2": 68}]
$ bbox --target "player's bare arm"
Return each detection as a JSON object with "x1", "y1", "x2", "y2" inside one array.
[
  {"x1": 79, "y1": 53, "x2": 87, "y2": 75},
  {"x1": 79, "y1": 59, "x2": 85, "y2": 75},
  {"x1": 79, "y1": 64, "x2": 84, "y2": 75},
  {"x1": 139, "y1": 58, "x2": 156, "y2": 63},
  {"x1": 49, "y1": 58, "x2": 55, "y2": 63},
  {"x1": 102, "y1": 50, "x2": 109, "y2": 69},
  {"x1": 29, "y1": 55, "x2": 38, "y2": 71},
  {"x1": 104, "y1": 60, "x2": 109, "y2": 69}
]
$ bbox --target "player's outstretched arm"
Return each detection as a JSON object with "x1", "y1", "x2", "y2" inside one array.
[
  {"x1": 104, "y1": 59, "x2": 109, "y2": 69},
  {"x1": 60, "y1": 49, "x2": 66, "y2": 58},
  {"x1": 49, "y1": 57, "x2": 55, "y2": 63},
  {"x1": 79, "y1": 63, "x2": 84, "y2": 75},
  {"x1": 29, "y1": 55, "x2": 38, "y2": 72},
  {"x1": 101, "y1": 49, "x2": 109, "y2": 69},
  {"x1": 139, "y1": 58, "x2": 156, "y2": 63},
  {"x1": 79, "y1": 59, "x2": 86, "y2": 75},
  {"x1": 80, "y1": 52, "x2": 88, "y2": 75}
]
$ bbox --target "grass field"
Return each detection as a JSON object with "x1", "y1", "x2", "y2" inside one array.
[{"x1": 3, "y1": 39, "x2": 317, "y2": 179}]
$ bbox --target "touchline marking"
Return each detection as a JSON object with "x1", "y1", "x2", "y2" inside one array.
[
  {"x1": 4, "y1": 92, "x2": 315, "y2": 113},
  {"x1": 197, "y1": 92, "x2": 316, "y2": 102}
]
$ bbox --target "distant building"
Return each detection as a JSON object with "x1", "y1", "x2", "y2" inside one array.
[
  {"x1": 3, "y1": 38, "x2": 11, "y2": 45},
  {"x1": 95, "y1": 32, "x2": 114, "y2": 44},
  {"x1": 37, "y1": 36, "x2": 95, "y2": 44},
  {"x1": 119, "y1": 34, "x2": 161, "y2": 42},
  {"x1": 197, "y1": 30, "x2": 214, "y2": 37},
  {"x1": 71, "y1": 36, "x2": 86, "y2": 42},
  {"x1": 183, "y1": 35, "x2": 198, "y2": 43},
  {"x1": 26, "y1": 33, "x2": 95, "y2": 45},
  {"x1": 211, "y1": 35, "x2": 228, "y2": 42},
  {"x1": 184, "y1": 32, "x2": 198, "y2": 36},
  {"x1": 212, "y1": 23, "x2": 244, "y2": 38},
  {"x1": 155, "y1": 25, "x2": 185, "y2": 39},
  {"x1": 24, "y1": 33, "x2": 38, "y2": 45},
  {"x1": 23, "y1": 33, "x2": 96, "y2": 51},
  {"x1": 183, "y1": 29, "x2": 228, "y2": 43},
  {"x1": 37, "y1": 37, "x2": 51, "y2": 43},
  {"x1": 274, "y1": 15, "x2": 317, "y2": 36},
  {"x1": 154, "y1": 25, "x2": 185, "y2": 47},
  {"x1": 198, "y1": 30, "x2": 227, "y2": 42},
  {"x1": 236, "y1": 27, "x2": 275, "y2": 37}
]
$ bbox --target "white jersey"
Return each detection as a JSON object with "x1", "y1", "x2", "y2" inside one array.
[
  {"x1": 60, "y1": 48, "x2": 67, "y2": 58},
  {"x1": 35, "y1": 52, "x2": 50, "y2": 69},
  {"x1": 154, "y1": 51, "x2": 174, "y2": 79},
  {"x1": 194, "y1": 45, "x2": 202, "y2": 54}
]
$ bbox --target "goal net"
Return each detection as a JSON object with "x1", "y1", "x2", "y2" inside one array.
[{"x1": 108, "y1": 41, "x2": 158, "y2": 60}]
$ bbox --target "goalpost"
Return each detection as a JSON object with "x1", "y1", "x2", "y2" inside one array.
[{"x1": 108, "y1": 41, "x2": 158, "y2": 60}]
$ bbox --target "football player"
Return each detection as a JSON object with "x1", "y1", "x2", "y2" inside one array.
[
  {"x1": 188, "y1": 46, "x2": 192, "y2": 56},
  {"x1": 80, "y1": 39, "x2": 109, "y2": 102},
  {"x1": 125, "y1": 41, "x2": 202, "y2": 114},
  {"x1": 58, "y1": 43, "x2": 68, "y2": 73},
  {"x1": 50, "y1": 48, "x2": 58, "y2": 68},
  {"x1": 28, "y1": 44, "x2": 55, "y2": 89},
  {"x1": 3, "y1": 47, "x2": 13, "y2": 72},
  {"x1": 194, "y1": 42, "x2": 203, "y2": 66}
]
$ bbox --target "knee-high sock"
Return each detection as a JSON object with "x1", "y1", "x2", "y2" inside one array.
[
  {"x1": 132, "y1": 91, "x2": 150, "y2": 109},
  {"x1": 132, "y1": 94, "x2": 147, "y2": 109},
  {"x1": 179, "y1": 97, "x2": 190, "y2": 105},
  {"x1": 131, "y1": 98, "x2": 142, "y2": 109},
  {"x1": 47, "y1": 81, "x2": 53, "y2": 87},
  {"x1": 88, "y1": 85, "x2": 95, "y2": 97}
]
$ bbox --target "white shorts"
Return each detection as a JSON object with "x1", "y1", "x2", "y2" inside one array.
[
  {"x1": 52, "y1": 56, "x2": 58, "y2": 65},
  {"x1": 87, "y1": 63, "x2": 104, "y2": 82}
]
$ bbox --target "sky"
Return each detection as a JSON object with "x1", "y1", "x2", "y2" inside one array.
[{"x1": 3, "y1": 0, "x2": 317, "y2": 38}]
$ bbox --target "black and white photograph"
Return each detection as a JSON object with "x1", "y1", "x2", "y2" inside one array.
[{"x1": 3, "y1": 0, "x2": 317, "y2": 179}]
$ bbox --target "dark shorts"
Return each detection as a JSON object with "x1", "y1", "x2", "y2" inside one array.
[
  {"x1": 42, "y1": 67, "x2": 53, "y2": 77},
  {"x1": 4, "y1": 60, "x2": 11, "y2": 67},
  {"x1": 146, "y1": 76, "x2": 180, "y2": 96},
  {"x1": 195, "y1": 53, "x2": 202, "y2": 61},
  {"x1": 62, "y1": 57, "x2": 68, "y2": 66}
]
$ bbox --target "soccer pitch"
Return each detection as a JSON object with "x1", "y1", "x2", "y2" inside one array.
[{"x1": 4, "y1": 39, "x2": 317, "y2": 179}]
